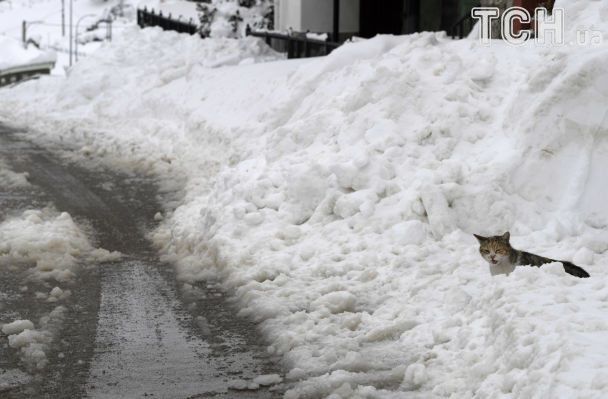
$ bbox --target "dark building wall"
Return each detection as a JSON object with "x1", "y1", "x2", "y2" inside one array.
[
  {"x1": 402, "y1": 0, "x2": 421, "y2": 33},
  {"x1": 358, "y1": 0, "x2": 477, "y2": 38},
  {"x1": 419, "y1": 0, "x2": 442, "y2": 31},
  {"x1": 459, "y1": 0, "x2": 480, "y2": 17},
  {"x1": 420, "y1": 0, "x2": 477, "y2": 33},
  {"x1": 359, "y1": 0, "x2": 404, "y2": 38}
]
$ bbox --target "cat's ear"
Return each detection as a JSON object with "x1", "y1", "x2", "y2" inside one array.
[
  {"x1": 473, "y1": 234, "x2": 486, "y2": 243},
  {"x1": 501, "y1": 232, "x2": 510, "y2": 242}
]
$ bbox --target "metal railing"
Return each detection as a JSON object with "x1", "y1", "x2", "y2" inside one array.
[
  {"x1": 137, "y1": 7, "x2": 198, "y2": 35},
  {"x1": 0, "y1": 61, "x2": 55, "y2": 87},
  {"x1": 246, "y1": 26, "x2": 342, "y2": 59}
]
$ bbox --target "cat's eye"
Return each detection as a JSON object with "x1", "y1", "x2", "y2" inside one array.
[
  {"x1": 480, "y1": 249, "x2": 489, "y2": 254},
  {"x1": 496, "y1": 249, "x2": 507, "y2": 255}
]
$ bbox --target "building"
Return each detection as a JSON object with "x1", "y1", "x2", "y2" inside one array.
[
  {"x1": 273, "y1": 0, "x2": 480, "y2": 41},
  {"x1": 255, "y1": 0, "x2": 553, "y2": 59},
  {"x1": 479, "y1": 0, "x2": 555, "y2": 38}
]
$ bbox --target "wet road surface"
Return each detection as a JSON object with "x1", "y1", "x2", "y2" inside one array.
[{"x1": 0, "y1": 125, "x2": 284, "y2": 398}]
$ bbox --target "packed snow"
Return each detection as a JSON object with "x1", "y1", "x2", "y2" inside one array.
[{"x1": 1, "y1": 0, "x2": 608, "y2": 397}]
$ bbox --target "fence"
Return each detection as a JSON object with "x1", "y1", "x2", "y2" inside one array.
[
  {"x1": 137, "y1": 7, "x2": 198, "y2": 35},
  {"x1": 246, "y1": 27, "x2": 342, "y2": 59},
  {"x1": 0, "y1": 61, "x2": 55, "y2": 87}
]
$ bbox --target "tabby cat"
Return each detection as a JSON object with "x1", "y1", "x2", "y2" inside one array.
[{"x1": 474, "y1": 232, "x2": 590, "y2": 278}]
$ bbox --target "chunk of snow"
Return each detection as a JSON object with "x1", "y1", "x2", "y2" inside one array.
[
  {"x1": 252, "y1": 374, "x2": 282, "y2": 386},
  {"x1": 2, "y1": 320, "x2": 34, "y2": 335}
]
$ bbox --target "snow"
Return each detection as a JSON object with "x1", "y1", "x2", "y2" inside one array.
[
  {"x1": 0, "y1": 35, "x2": 56, "y2": 70},
  {"x1": 0, "y1": 0, "x2": 138, "y2": 73},
  {"x1": 0, "y1": 368, "x2": 32, "y2": 391},
  {"x1": 204, "y1": 0, "x2": 272, "y2": 38},
  {"x1": 253, "y1": 373, "x2": 283, "y2": 386},
  {"x1": 306, "y1": 32, "x2": 328, "y2": 41},
  {"x1": 4, "y1": 305, "x2": 67, "y2": 370},
  {"x1": 0, "y1": 208, "x2": 120, "y2": 282},
  {"x1": 228, "y1": 373, "x2": 283, "y2": 390},
  {"x1": 1, "y1": 319, "x2": 34, "y2": 335},
  {"x1": 0, "y1": 158, "x2": 30, "y2": 188},
  {"x1": 1, "y1": 0, "x2": 608, "y2": 396}
]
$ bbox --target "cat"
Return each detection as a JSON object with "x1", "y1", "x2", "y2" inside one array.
[{"x1": 474, "y1": 232, "x2": 590, "y2": 278}]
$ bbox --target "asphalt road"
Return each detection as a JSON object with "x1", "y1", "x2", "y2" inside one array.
[{"x1": 0, "y1": 125, "x2": 284, "y2": 398}]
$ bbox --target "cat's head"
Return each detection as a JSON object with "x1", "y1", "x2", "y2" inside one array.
[{"x1": 474, "y1": 232, "x2": 511, "y2": 265}]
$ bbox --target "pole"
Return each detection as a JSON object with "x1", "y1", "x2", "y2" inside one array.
[
  {"x1": 69, "y1": 0, "x2": 73, "y2": 66},
  {"x1": 22, "y1": 21, "x2": 26, "y2": 48},
  {"x1": 75, "y1": 14, "x2": 96, "y2": 62},
  {"x1": 105, "y1": 19, "x2": 112, "y2": 41},
  {"x1": 61, "y1": 0, "x2": 65, "y2": 36}
]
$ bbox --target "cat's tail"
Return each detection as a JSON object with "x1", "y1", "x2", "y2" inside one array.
[{"x1": 561, "y1": 261, "x2": 590, "y2": 278}]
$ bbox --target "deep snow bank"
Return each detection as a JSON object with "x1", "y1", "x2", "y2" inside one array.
[{"x1": 1, "y1": 1, "x2": 608, "y2": 396}]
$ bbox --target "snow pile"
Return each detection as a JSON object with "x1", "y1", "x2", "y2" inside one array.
[
  {"x1": 0, "y1": 207, "x2": 116, "y2": 370},
  {"x1": 556, "y1": 0, "x2": 608, "y2": 44},
  {"x1": 0, "y1": 35, "x2": 56, "y2": 70},
  {"x1": 0, "y1": 0, "x2": 138, "y2": 72},
  {"x1": 229, "y1": 373, "x2": 283, "y2": 390},
  {"x1": 0, "y1": 159, "x2": 29, "y2": 188},
  {"x1": 1, "y1": 306, "x2": 66, "y2": 370},
  {"x1": 1, "y1": 1, "x2": 608, "y2": 396},
  {"x1": 0, "y1": 208, "x2": 120, "y2": 282},
  {"x1": 1, "y1": 319, "x2": 34, "y2": 335}
]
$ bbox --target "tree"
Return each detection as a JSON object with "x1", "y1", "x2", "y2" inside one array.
[
  {"x1": 197, "y1": 1, "x2": 216, "y2": 37},
  {"x1": 196, "y1": 0, "x2": 274, "y2": 38}
]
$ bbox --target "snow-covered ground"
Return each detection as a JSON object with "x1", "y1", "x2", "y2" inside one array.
[
  {"x1": 0, "y1": 147, "x2": 122, "y2": 371},
  {"x1": 2, "y1": 0, "x2": 608, "y2": 397},
  {"x1": 0, "y1": 158, "x2": 119, "y2": 371},
  {"x1": 0, "y1": 207, "x2": 120, "y2": 283},
  {"x1": 0, "y1": 157, "x2": 30, "y2": 188},
  {"x1": 0, "y1": 0, "x2": 273, "y2": 73},
  {"x1": 0, "y1": 35, "x2": 55, "y2": 70},
  {"x1": 0, "y1": 0, "x2": 135, "y2": 73}
]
